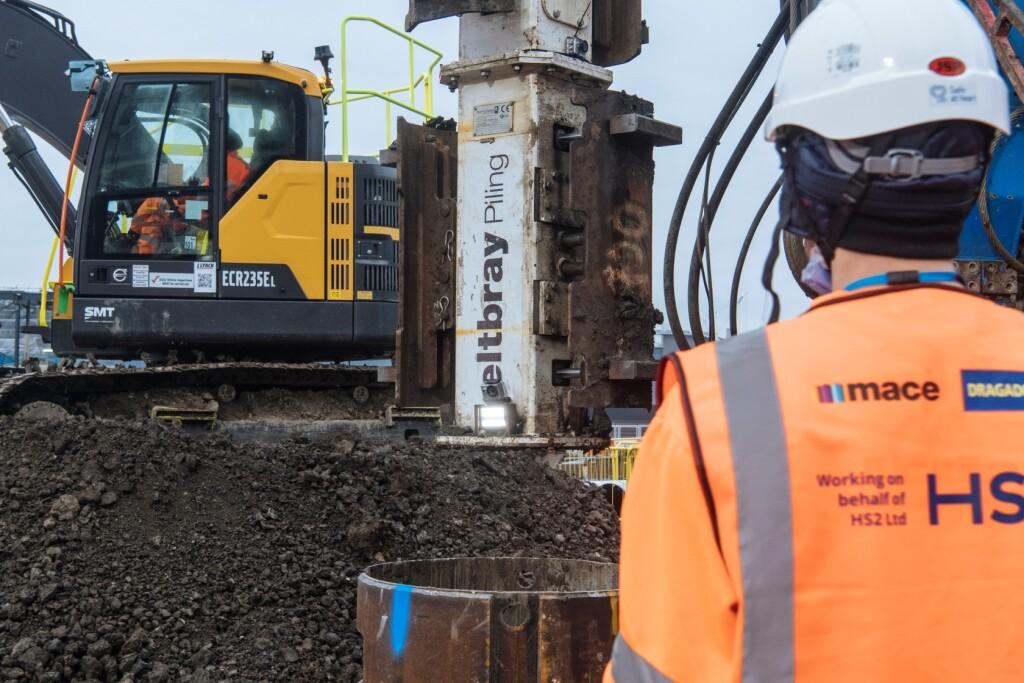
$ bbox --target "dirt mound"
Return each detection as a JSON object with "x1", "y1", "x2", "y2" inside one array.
[
  {"x1": 85, "y1": 387, "x2": 386, "y2": 422},
  {"x1": 0, "y1": 417, "x2": 618, "y2": 681}
]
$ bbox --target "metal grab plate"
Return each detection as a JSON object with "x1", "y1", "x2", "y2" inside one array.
[{"x1": 405, "y1": 0, "x2": 516, "y2": 31}]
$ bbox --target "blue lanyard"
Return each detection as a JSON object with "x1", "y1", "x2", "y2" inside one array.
[{"x1": 844, "y1": 271, "x2": 961, "y2": 292}]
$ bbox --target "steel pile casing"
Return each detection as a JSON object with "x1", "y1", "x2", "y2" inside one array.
[{"x1": 357, "y1": 557, "x2": 619, "y2": 682}]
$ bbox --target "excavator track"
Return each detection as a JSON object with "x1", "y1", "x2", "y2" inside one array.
[{"x1": 0, "y1": 362, "x2": 389, "y2": 415}]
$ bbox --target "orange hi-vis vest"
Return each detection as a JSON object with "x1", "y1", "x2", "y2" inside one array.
[{"x1": 607, "y1": 284, "x2": 1024, "y2": 683}]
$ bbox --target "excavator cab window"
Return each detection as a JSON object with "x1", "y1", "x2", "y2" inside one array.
[
  {"x1": 225, "y1": 77, "x2": 305, "y2": 206},
  {"x1": 87, "y1": 80, "x2": 214, "y2": 258}
]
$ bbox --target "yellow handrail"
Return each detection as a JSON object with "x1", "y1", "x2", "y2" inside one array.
[
  {"x1": 558, "y1": 446, "x2": 640, "y2": 484},
  {"x1": 39, "y1": 166, "x2": 79, "y2": 327},
  {"x1": 331, "y1": 15, "x2": 443, "y2": 160}
]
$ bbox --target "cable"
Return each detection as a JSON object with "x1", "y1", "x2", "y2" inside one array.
[
  {"x1": 761, "y1": 221, "x2": 785, "y2": 325},
  {"x1": 978, "y1": 116, "x2": 1024, "y2": 274},
  {"x1": 686, "y1": 91, "x2": 774, "y2": 344},
  {"x1": 730, "y1": 175, "x2": 783, "y2": 336},
  {"x1": 698, "y1": 150, "x2": 716, "y2": 338},
  {"x1": 663, "y1": 2, "x2": 790, "y2": 349},
  {"x1": 979, "y1": 177, "x2": 1024, "y2": 274},
  {"x1": 58, "y1": 79, "x2": 97, "y2": 287}
]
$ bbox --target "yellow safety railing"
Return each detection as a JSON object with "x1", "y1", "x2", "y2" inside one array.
[
  {"x1": 559, "y1": 444, "x2": 640, "y2": 484},
  {"x1": 39, "y1": 166, "x2": 78, "y2": 326},
  {"x1": 330, "y1": 16, "x2": 443, "y2": 161}
]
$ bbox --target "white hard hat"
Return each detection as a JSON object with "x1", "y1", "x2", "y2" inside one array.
[{"x1": 765, "y1": 0, "x2": 1011, "y2": 141}]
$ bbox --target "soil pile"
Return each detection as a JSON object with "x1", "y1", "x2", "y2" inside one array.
[{"x1": 0, "y1": 415, "x2": 618, "y2": 682}]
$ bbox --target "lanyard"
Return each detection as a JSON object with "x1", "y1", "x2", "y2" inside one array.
[{"x1": 844, "y1": 271, "x2": 961, "y2": 292}]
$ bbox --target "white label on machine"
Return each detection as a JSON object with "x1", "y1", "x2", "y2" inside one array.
[
  {"x1": 455, "y1": 135, "x2": 527, "y2": 426},
  {"x1": 132, "y1": 265, "x2": 149, "y2": 288},
  {"x1": 194, "y1": 262, "x2": 217, "y2": 293},
  {"x1": 473, "y1": 102, "x2": 515, "y2": 136},
  {"x1": 149, "y1": 272, "x2": 195, "y2": 289}
]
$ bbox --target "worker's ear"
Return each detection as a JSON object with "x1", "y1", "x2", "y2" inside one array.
[{"x1": 802, "y1": 238, "x2": 817, "y2": 258}]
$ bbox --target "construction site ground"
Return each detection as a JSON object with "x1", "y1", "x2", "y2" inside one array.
[{"x1": 0, "y1": 395, "x2": 620, "y2": 682}]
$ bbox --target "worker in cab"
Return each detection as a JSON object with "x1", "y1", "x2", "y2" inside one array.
[
  {"x1": 608, "y1": 1, "x2": 1024, "y2": 681},
  {"x1": 128, "y1": 128, "x2": 249, "y2": 255},
  {"x1": 224, "y1": 127, "x2": 251, "y2": 201}
]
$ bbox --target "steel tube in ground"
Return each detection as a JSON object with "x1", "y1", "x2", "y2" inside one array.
[{"x1": 358, "y1": 557, "x2": 618, "y2": 682}]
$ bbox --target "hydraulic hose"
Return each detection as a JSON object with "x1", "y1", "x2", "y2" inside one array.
[
  {"x1": 978, "y1": 118, "x2": 1024, "y2": 275},
  {"x1": 979, "y1": 179, "x2": 1024, "y2": 274},
  {"x1": 686, "y1": 92, "x2": 774, "y2": 344},
  {"x1": 57, "y1": 79, "x2": 96, "y2": 287},
  {"x1": 663, "y1": 2, "x2": 790, "y2": 350},
  {"x1": 0, "y1": 103, "x2": 75, "y2": 238},
  {"x1": 729, "y1": 175, "x2": 783, "y2": 336}
]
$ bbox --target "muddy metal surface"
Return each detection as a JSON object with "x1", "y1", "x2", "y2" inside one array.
[{"x1": 0, "y1": 412, "x2": 618, "y2": 682}]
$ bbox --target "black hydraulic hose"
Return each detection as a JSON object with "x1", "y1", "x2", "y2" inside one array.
[
  {"x1": 979, "y1": 179, "x2": 1024, "y2": 274},
  {"x1": 686, "y1": 91, "x2": 774, "y2": 344},
  {"x1": 663, "y1": 1, "x2": 790, "y2": 349},
  {"x1": 978, "y1": 121, "x2": 1024, "y2": 274},
  {"x1": 729, "y1": 175, "x2": 783, "y2": 336},
  {"x1": 697, "y1": 153, "x2": 716, "y2": 339},
  {"x1": 1, "y1": 120, "x2": 75, "y2": 243}
]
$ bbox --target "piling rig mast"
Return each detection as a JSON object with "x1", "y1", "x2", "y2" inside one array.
[{"x1": 395, "y1": 0, "x2": 681, "y2": 437}]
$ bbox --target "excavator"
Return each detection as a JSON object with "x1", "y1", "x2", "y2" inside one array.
[
  {"x1": 0, "y1": 0, "x2": 412, "y2": 416},
  {"x1": 1, "y1": 0, "x2": 399, "y2": 363}
]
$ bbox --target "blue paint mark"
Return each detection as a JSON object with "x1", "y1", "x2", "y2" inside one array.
[{"x1": 390, "y1": 584, "x2": 413, "y2": 657}]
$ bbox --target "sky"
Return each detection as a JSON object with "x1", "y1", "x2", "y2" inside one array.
[{"x1": 0, "y1": 0, "x2": 807, "y2": 335}]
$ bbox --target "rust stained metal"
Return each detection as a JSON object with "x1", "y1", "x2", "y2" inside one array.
[
  {"x1": 967, "y1": 0, "x2": 1024, "y2": 102},
  {"x1": 394, "y1": 118, "x2": 458, "y2": 413},
  {"x1": 955, "y1": 259, "x2": 1019, "y2": 299},
  {"x1": 591, "y1": 0, "x2": 646, "y2": 67},
  {"x1": 535, "y1": 280, "x2": 569, "y2": 337},
  {"x1": 608, "y1": 358, "x2": 658, "y2": 381},
  {"x1": 609, "y1": 113, "x2": 683, "y2": 147},
  {"x1": 358, "y1": 557, "x2": 618, "y2": 682},
  {"x1": 405, "y1": 0, "x2": 516, "y2": 31},
  {"x1": 565, "y1": 88, "x2": 673, "y2": 414}
]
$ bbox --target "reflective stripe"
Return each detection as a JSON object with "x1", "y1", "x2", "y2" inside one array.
[
  {"x1": 716, "y1": 328, "x2": 794, "y2": 683},
  {"x1": 609, "y1": 635, "x2": 672, "y2": 683}
]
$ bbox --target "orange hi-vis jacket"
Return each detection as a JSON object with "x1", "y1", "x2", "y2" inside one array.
[
  {"x1": 129, "y1": 152, "x2": 249, "y2": 254},
  {"x1": 607, "y1": 284, "x2": 1024, "y2": 683}
]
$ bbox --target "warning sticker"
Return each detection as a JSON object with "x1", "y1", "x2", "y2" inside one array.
[
  {"x1": 132, "y1": 265, "x2": 149, "y2": 288},
  {"x1": 194, "y1": 262, "x2": 217, "y2": 293},
  {"x1": 473, "y1": 102, "x2": 514, "y2": 136},
  {"x1": 827, "y1": 43, "x2": 862, "y2": 77},
  {"x1": 149, "y1": 272, "x2": 194, "y2": 289}
]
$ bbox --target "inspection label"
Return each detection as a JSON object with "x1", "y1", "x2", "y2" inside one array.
[{"x1": 474, "y1": 102, "x2": 514, "y2": 136}]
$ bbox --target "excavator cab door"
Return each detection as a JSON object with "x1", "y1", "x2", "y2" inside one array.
[{"x1": 74, "y1": 73, "x2": 223, "y2": 300}]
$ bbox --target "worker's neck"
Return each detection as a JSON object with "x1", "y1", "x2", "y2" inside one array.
[{"x1": 829, "y1": 248, "x2": 960, "y2": 291}]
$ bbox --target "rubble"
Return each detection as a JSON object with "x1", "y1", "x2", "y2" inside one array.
[{"x1": 0, "y1": 416, "x2": 618, "y2": 681}]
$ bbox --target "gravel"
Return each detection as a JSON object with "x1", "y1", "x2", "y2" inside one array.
[{"x1": 0, "y1": 413, "x2": 618, "y2": 681}]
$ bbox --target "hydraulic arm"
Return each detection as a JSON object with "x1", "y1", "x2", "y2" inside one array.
[
  {"x1": 0, "y1": 103, "x2": 75, "y2": 241},
  {"x1": 0, "y1": 0, "x2": 94, "y2": 243}
]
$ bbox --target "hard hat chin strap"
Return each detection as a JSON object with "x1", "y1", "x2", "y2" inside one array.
[
  {"x1": 823, "y1": 131, "x2": 897, "y2": 262},
  {"x1": 762, "y1": 132, "x2": 895, "y2": 324}
]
